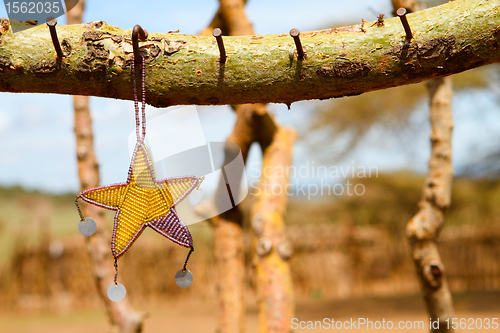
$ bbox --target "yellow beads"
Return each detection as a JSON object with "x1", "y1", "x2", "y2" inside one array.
[{"x1": 80, "y1": 142, "x2": 201, "y2": 258}]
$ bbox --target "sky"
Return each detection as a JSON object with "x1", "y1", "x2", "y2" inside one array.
[{"x1": 1, "y1": 0, "x2": 500, "y2": 195}]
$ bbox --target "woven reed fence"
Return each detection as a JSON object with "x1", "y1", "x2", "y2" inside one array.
[{"x1": 1, "y1": 224, "x2": 499, "y2": 312}]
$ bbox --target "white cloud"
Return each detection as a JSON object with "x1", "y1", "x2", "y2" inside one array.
[
  {"x1": 0, "y1": 151, "x2": 21, "y2": 166},
  {"x1": 0, "y1": 110, "x2": 11, "y2": 134}
]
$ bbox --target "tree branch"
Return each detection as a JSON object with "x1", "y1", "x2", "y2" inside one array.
[
  {"x1": 406, "y1": 76, "x2": 455, "y2": 333},
  {"x1": 205, "y1": 103, "x2": 277, "y2": 333},
  {"x1": 1, "y1": 0, "x2": 498, "y2": 107},
  {"x1": 398, "y1": 2, "x2": 456, "y2": 331},
  {"x1": 251, "y1": 126, "x2": 296, "y2": 333},
  {"x1": 197, "y1": 0, "x2": 249, "y2": 37},
  {"x1": 218, "y1": 0, "x2": 253, "y2": 36}
]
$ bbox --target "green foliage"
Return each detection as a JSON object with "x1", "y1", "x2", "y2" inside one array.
[
  {"x1": 287, "y1": 172, "x2": 500, "y2": 235},
  {"x1": 0, "y1": 186, "x2": 78, "y2": 265},
  {"x1": 306, "y1": 65, "x2": 496, "y2": 162}
]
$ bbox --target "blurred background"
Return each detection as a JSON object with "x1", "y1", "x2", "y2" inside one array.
[{"x1": 1, "y1": 0, "x2": 500, "y2": 332}]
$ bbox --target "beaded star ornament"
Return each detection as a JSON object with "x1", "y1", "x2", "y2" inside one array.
[{"x1": 75, "y1": 55, "x2": 204, "y2": 301}]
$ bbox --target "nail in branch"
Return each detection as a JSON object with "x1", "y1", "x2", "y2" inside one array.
[
  {"x1": 212, "y1": 28, "x2": 227, "y2": 64},
  {"x1": 397, "y1": 8, "x2": 413, "y2": 42},
  {"x1": 289, "y1": 28, "x2": 305, "y2": 60},
  {"x1": 46, "y1": 17, "x2": 63, "y2": 58},
  {"x1": 132, "y1": 24, "x2": 149, "y2": 63}
]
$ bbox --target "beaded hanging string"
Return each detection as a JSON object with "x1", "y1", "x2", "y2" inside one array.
[
  {"x1": 74, "y1": 52, "x2": 204, "y2": 301},
  {"x1": 132, "y1": 55, "x2": 147, "y2": 144},
  {"x1": 114, "y1": 258, "x2": 119, "y2": 285}
]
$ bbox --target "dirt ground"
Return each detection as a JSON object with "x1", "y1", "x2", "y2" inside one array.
[{"x1": 0, "y1": 291, "x2": 498, "y2": 332}]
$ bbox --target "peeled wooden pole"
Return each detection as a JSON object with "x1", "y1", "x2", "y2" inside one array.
[
  {"x1": 251, "y1": 126, "x2": 296, "y2": 333},
  {"x1": 199, "y1": 1, "x2": 295, "y2": 331},
  {"x1": 206, "y1": 104, "x2": 276, "y2": 333},
  {"x1": 67, "y1": 1, "x2": 144, "y2": 332},
  {"x1": 198, "y1": 5, "x2": 253, "y2": 331},
  {"x1": 393, "y1": 1, "x2": 457, "y2": 331},
  {"x1": 218, "y1": 0, "x2": 253, "y2": 36},
  {"x1": 407, "y1": 76, "x2": 455, "y2": 333},
  {"x1": 207, "y1": 108, "x2": 252, "y2": 333},
  {"x1": 198, "y1": 0, "x2": 248, "y2": 36}
]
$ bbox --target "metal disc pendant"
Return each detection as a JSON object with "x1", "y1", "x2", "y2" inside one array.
[
  {"x1": 175, "y1": 269, "x2": 193, "y2": 288},
  {"x1": 107, "y1": 283, "x2": 126, "y2": 302},
  {"x1": 78, "y1": 217, "x2": 97, "y2": 236},
  {"x1": 189, "y1": 188, "x2": 203, "y2": 205}
]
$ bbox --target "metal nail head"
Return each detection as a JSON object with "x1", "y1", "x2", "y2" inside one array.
[
  {"x1": 132, "y1": 24, "x2": 148, "y2": 64},
  {"x1": 212, "y1": 28, "x2": 227, "y2": 64},
  {"x1": 397, "y1": 8, "x2": 413, "y2": 42},
  {"x1": 289, "y1": 28, "x2": 305, "y2": 60}
]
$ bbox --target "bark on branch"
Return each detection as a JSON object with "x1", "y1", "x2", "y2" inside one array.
[
  {"x1": 1, "y1": 0, "x2": 498, "y2": 107},
  {"x1": 406, "y1": 76, "x2": 455, "y2": 333}
]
